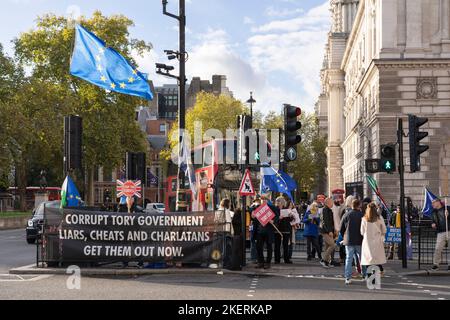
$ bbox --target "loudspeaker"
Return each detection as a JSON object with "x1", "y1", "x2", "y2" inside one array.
[
  {"x1": 64, "y1": 115, "x2": 82, "y2": 172},
  {"x1": 126, "y1": 152, "x2": 146, "y2": 185}
]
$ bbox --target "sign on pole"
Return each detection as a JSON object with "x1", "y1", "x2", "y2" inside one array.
[
  {"x1": 116, "y1": 180, "x2": 142, "y2": 198},
  {"x1": 252, "y1": 204, "x2": 275, "y2": 227},
  {"x1": 238, "y1": 169, "x2": 255, "y2": 196}
]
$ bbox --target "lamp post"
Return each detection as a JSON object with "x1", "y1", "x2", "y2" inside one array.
[
  {"x1": 246, "y1": 92, "x2": 256, "y2": 127},
  {"x1": 158, "y1": 0, "x2": 188, "y2": 212}
]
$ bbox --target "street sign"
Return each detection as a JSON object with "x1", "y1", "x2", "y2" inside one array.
[
  {"x1": 365, "y1": 159, "x2": 381, "y2": 173},
  {"x1": 286, "y1": 147, "x2": 297, "y2": 161},
  {"x1": 252, "y1": 203, "x2": 275, "y2": 227},
  {"x1": 116, "y1": 180, "x2": 142, "y2": 198},
  {"x1": 238, "y1": 169, "x2": 255, "y2": 196}
]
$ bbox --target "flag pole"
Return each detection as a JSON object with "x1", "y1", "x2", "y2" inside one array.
[{"x1": 445, "y1": 197, "x2": 448, "y2": 247}]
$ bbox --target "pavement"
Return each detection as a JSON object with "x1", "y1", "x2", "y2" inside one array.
[{"x1": 2, "y1": 228, "x2": 450, "y2": 300}]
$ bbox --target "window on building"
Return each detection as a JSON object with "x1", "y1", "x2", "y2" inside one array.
[
  {"x1": 104, "y1": 169, "x2": 112, "y2": 182},
  {"x1": 160, "y1": 123, "x2": 166, "y2": 133}
]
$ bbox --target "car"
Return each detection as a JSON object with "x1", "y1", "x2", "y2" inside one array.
[
  {"x1": 26, "y1": 200, "x2": 60, "y2": 244},
  {"x1": 144, "y1": 203, "x2": 165, "y2": 214}
]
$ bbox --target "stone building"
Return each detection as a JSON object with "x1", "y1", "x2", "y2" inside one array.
[{"x1": 318, "y1": 0, "x2": 450, "y2": 205}]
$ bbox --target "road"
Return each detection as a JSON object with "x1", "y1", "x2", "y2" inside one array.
[{"x1": 0, "y1": 229, "x2": 449, "y2": 300}]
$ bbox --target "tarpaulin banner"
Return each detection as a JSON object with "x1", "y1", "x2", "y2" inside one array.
[{"x1": 43, "y1": 208, "x2": 228, "y2": 264}]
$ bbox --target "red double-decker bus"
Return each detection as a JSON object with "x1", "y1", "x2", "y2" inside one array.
[
  {"x1": 165, "y1": 138, "x2": 242, "y2": 212},
  {"x1": 165, "y1": 138, "x2": 271, "y2": 212}
]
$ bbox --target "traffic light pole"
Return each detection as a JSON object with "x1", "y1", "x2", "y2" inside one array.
[
  {"x1": 397, "y1": 118, "x2": 407, "y2": 268},
  {"x1": 163, "y1": 0, "x2": 187, "y2": 212}
]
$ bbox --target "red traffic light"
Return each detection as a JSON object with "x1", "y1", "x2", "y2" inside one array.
[{"x1": 285, "y1": 105, "x2": 301, "y2": 118}]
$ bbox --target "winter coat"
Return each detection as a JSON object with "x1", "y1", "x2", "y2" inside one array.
[
  {"x1": 302, "y1": 210, "x2": 320, "y2": 237},
  {"x1": 432, "y1": 206, "x2": 450, "y2": 233},
  {"x1": 332, "y1": 205, "x2": 345, "y2": 233},
  {"x1": 361, "y1": 217, "x2": 387, "y2": 266},
  {"x1": 340, "y1": 209, "x2": 364, "y2": 246},
  {"x1": 276, "y1": 210, "x2": 293, "y2": 233},
  {"x1": 320, "y1": 206, "x2": 335, "y2": 234},
  {"x1": 251, "y1": 203, "x2": 280, "y2": 235}
]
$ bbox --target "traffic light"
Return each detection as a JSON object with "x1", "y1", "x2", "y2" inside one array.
[
  {"x1": 64, "y1": 115, "x2": 82, "y2": 173},
  {"x1": 284, "y1": 104, "x2": 301, "y2": 162},
  {"x1": 380, "y1": 144, "x2": 396, "y2": 173},
  {"x1": 126, "y1": 152, "x2": 146, "y2": 184},
  {"x1": 408, "y1": 115, "x2": 429, "y2": 172}
]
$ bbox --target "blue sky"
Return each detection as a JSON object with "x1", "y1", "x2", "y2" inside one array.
[{"x1": 1, "y1": 0, "x2": 330, "y2": 114}]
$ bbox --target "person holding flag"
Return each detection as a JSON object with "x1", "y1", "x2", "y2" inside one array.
[{"x1": 430, "y1": 197, "x2": 450, "y2": 270}]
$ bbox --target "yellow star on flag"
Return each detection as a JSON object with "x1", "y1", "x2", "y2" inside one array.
[
  {"x1": 110, "y1": 83, "x2": 116, "y2": 89},
  {"x1": 132, "y1": 69, "x2": 138, "y2": 75},
  {"x1": 120, "y1": 82, "x2": 126, "y2": 89},
  {"x1": 99, "y1": 48, "x2": 105, "y2": 54},
  {"x1": 100, "y1": 75, "x2": 107, "y2": 82},
  {"x1": 128, "y1": 77, "x2": 135, "y2": 83},
  {"x1": 95, "y1": 55, "x2": 101, "y2": 61},
  {"x1": 97, "y1": 65, "x2": 103, "y2": 72}
]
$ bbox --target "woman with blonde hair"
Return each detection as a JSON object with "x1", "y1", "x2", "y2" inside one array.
[
  {"x1": 303, "y1": 201, "x2": 322, "y2": 261},
  {"x1": 361, "y1": 202, "x2": 387, "y2": 277}
]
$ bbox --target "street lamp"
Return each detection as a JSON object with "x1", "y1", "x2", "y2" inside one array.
[{"x1": 246, "y1": 92, "x2": 256, "y2": 127}]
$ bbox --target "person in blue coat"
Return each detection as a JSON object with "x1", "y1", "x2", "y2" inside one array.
[{"x1": 303, "y1": 202, "x2": 322, "y2": 261}]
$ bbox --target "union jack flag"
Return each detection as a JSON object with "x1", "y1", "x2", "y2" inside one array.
[{"x1": 116, "y1": 180, "x2": 142, "y2": 198}]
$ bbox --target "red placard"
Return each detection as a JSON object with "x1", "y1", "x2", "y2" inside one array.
[
  {"x1": 116, "y1": 180, "x2": 142, "y2": 198},
  {"x1": 252, "y1": 204, "x2": 275, "y2": 227}
]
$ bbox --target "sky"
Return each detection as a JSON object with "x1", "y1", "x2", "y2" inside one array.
[{"x1": 0, "y1": 0, "x2": 330, "y2": 115}]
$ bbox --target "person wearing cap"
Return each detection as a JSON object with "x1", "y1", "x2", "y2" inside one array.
[{"x1": 431, "y1": 198, "x2": 450, "y2": 270}]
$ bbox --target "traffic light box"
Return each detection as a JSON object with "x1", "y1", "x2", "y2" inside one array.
[
  {"x1": 284, "y1": 104, "x2": 302, "y2": 162},
  {"x1": 408, "y1": 115, "x2": 429, "y2": 172},
  {"x1": 380, "y1": 144, "x2": 396, "y2": 173}
]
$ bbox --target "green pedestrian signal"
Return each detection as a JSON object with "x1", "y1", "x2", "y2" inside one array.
[
  {"x1": 254, "y1": 152, "x2": 260, "y2": 161},
  {"x1": 384, "y1": 160, "x2": 392, "y2": 170},
  {"x1": 380, "y1": 144, "x2": 396, "y2": 174}
]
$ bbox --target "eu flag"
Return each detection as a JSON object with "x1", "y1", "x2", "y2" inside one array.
[
  {"x1": 60, "y1": 175, "x2": 82, "y2": 208},
  {"x1": 70, "y1": 24, "x2": 153, "y2": 100},
  {"x1": 422, "y1": 187, "x2": 438, "y2": 217},
  {"x1": 260, "y1": 164, "x2": 297, "y2": 200}
]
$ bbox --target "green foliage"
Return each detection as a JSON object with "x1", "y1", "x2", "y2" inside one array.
[{"x1": 1, "y1": 12, "x2": 150, "y2": 207}]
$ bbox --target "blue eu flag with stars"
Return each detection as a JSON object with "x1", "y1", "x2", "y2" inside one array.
[
  {"x1": 70, "y1": 24, "x2": 153, "y2": 100},
  {"x1": 260, "y1": 164, "x2": 297, "y2": 200}
]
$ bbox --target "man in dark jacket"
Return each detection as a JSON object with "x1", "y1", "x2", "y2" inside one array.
[
  {"x1": 320, "y1": 198, "x2": 336, "y2": 268},
  {"x1": 431, "y1": 198, "x2": 450, "y2": 270},
  {"x1": 251, "y1": 197, "x2": 280, "y2": 269},
  {"x1": 340, "y1": 199, "x2": 364, "y2": 284},
  {"x1": 274, "y1": 197, "x2": 293, "y2": 264}
]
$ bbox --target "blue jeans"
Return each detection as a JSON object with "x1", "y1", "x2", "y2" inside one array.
[{"x1": 345, "y1": 245, "x2": 362, "y2": 279}]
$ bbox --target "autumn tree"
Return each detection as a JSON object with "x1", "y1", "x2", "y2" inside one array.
[{"x1": 9, "y1": 12, "x2": 150, "y2": 206}]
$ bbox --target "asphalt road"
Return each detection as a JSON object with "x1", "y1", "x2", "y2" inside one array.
[
  {"x1": 0, "y1": 228, "x2": 35, "y2": 273},
  {"x1": 1, "y1": 229, "x2": 449, "y2": 300}
]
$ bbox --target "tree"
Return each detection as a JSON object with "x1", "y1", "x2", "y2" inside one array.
[
  {"x1": 162, "y1": 92, "x2": 247, "y2": 159},
  {"x1": 10, "y1": 12, "x2": 150, "y2": 206}
]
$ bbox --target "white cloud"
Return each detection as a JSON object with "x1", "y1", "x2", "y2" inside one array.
[
  {"x1": 248, "y1": 1, "x2": 330, "y2": 112},
  {"x1": 243, "y1": 16, "x2": 254, "y2": 25},
  {"x1": 186, "y1": 28, "x2": 300, "y2": 115},
  {"x1": 265, "y1": 6, "x2": 304, "y2": 17},
  {"x1": 132, "y1": 49, "x2": 168, "y2": 87},
  {"x1": 252, "y1": 1, "x2": 329, "y2": 33}
]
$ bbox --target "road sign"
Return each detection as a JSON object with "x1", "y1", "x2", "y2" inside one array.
[
  {"x1": 239, "y1": 169, "x2": 255, "y2": 196},
  {"x1": 116, "y1": 180, "x2": 142, "y2": 198},
  {"x1": 286, "y1": 147, "x2": 297, "y2": 161},
  {"x1": 252, "y1": 203, "x2": 275, "y2": 227},
  {"x1": 365, "y1": 159, "x2": 380, "y2": 173}
]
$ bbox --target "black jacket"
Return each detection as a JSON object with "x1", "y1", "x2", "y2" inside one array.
[
  {"x1": 232, "y1": 211, "x2": 242, "y2": 236},
  {"x1": 320, "y1": 206, "x2": 335, "y2": 234},
  {"x1": 432, "y1": 206, "x2": 450, "y2": 233},
  {"x1": 251, "y1": 202, "x2": 280, "y2": 235},
  {"x1": 276, "y1": 210, "x2": 293, "y2": 233},
  {"x1": 340, "y1": 209, "x2": 364, "y2": 246}
]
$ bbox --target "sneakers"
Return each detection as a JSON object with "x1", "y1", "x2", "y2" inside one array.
[
  {"x1": 431, "y1": 265, "x2": 439, "y2": 271},
  {"x1": 255, "y1": 263, "x2": 264, "y2": 269},
  {"x1": 345, "y1": 279, "x2": 352, "y2": 285},
  {"x1": 208, "y1": 263, "x2": 219, "y2": 269},
  {"x1": 320, "y1": 260, "x2": 330, "y2": 268},
  {"x1": 330, "y1": 261, "x2": 340, "y2": 267}
]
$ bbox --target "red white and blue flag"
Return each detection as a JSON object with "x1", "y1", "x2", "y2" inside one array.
[{"x1": 116, "y1": 180, "x2": 142, "y2": 198}]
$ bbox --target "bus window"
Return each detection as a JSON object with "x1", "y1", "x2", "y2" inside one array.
[
  {"x1": 224, "y1": 140, "x2": 237, "y2": 165},
  {"x1": 193, "y1": 149, "x2": 202, "y2": 169}
]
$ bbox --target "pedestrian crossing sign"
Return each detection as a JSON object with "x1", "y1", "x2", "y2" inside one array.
[{"x1": 239, "y1": 169, "x2": 255, "y2": 196}]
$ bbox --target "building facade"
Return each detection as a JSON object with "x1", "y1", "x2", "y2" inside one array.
[{"x1": 319, "y1": 0, "x2": 450, "y2": 205}]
